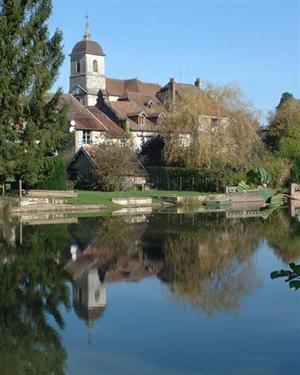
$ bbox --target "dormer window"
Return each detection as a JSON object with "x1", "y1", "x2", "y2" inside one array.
[
  {"x1": 145, "y1": 100, "x2": 154, "y2": 109},
  {"x1": 93, "y1": 60, "x2": 98, "y2": 72},
  {"x1": 138, "y1": 115, "x2": 146, "y2": 125},
  {"x1": 76, "y1": 59, "x2": 81, "y2": 73}
]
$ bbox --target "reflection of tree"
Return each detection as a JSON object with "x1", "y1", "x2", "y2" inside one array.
[
  {"x1": 250, "y1": 210, "x2": 300, "y2": 262},
  {"x1": 158, "y1": 221, "x2": 261, "y2": 315},
  {"x1": 0, "y1": 225, "x2": 71, "y2": 375}
]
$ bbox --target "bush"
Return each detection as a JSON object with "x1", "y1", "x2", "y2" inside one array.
[
  {"x1": 291, "y1": 158, "x2": 300, "y2": 183},
  {"x1": 38, "y1": 157, "x2": 68, "y2": 190},
  {"x1": 147, "y1": 166, "x2": 247, "y2": 192},
  {"x1": 139, "y1": 136, "x2": 165, "y2": 166},
  {"x1": 92, "y1": 145, "x2": 142, "y2": 191}
]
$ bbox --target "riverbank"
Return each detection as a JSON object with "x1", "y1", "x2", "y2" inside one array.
[
  {"x1": 2, "y1": 190, "x2": 214, "y2": 215},
  {"x1": 67, "y1": 190, "x2": 210, "y2": 210}
]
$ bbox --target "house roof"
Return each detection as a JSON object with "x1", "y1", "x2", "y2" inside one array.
[
  {"x1": 125, "y1": 90, "x2": 166, "y2": 116},
  {"x1": 106, "y1": 78, "x2": 160, "y2": 97},
  {"x1": 106, "y1": 100, "x2": 142, "y2": 119},
  {"x1": 47, "y1": 93, "x2": 107, "y2": 131},
  {"x1": 87, "y1": 106, "x2": 125, "y2": 138},
  {"x1": 126, "y1": 117, "x2": 160, "y2": 132},
  {"x1": 71, "y1": 39, "x2": 105, "y2": 56},
  {"x1": 157, "y1": 80, "x2": 228, "y2": 117},
  {"x1": 105, "y1": 101, "x2": 160, "y2": 132}
]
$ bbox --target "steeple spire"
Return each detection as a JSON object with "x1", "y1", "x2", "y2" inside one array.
[{"x1": 83, "y1": 12, "x2": 91, "y2": 40}]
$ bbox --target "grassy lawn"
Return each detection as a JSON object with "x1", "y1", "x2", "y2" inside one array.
[{"x1": 68, "y1": 190, "x2": 207, "y2": 209}]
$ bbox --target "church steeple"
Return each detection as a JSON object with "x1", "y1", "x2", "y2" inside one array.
[{"x1": 69, "y1": 17, "x2": 106, "y2": 106}]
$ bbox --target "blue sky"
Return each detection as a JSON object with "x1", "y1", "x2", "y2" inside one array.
[{"x1": 50, "y1": 0, "x2": 300, "y2": 123}]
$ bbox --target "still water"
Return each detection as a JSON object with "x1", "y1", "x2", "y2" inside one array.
[{"x1": 0, "y1": 209, "x2": 299, "y2": 375}]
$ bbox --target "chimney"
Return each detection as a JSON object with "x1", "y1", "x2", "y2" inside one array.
[
  {"x1": 169, "y1": 77, "x2": 176, "y2": 108},
  {"x1": 194, "y1": 77, "x2": 201, "y2": 89}
]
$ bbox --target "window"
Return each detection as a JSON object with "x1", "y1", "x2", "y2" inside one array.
[
  {"x1": 211, "y1": 118, "x2": 219, "y2": 127},
  {"x1": 93, "y1": 59, "x2": 98, "y2": 72},
  {"x1": 95, "y1": 290, "x2": 100, "y2": 302},
  {"x1": 120, "y1": 138, "x2": 127, "y2": 147},
  {"x1": 138, "y1": 115, "x2": 146, "y2": 125},
  {"x1": 82, "y1": 130, "x2": 92, "y2": 144},
  {"x1": 76, "y1": 59, "x2": 81, "y2": 73}
]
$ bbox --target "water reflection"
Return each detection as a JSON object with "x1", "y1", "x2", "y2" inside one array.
[
  {"x1": 0, "y1": 224, "x2": 71, "y2": 374},
  {"x1": 0, "y1": 209, "x2": 299, "y2": 373}
]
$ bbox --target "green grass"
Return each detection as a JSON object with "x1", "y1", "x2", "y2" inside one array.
[{"x1": 68, "y1": 190, "x2": 206, "y2": 209}]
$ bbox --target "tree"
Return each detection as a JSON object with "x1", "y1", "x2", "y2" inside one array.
[
  {"x1": 276, "y1": 92, "x2": 294, "y2": 111},
  {"x1": 162, "y1": 83, "x2": 261, "y2": 173},
  {"x1": 139, "y1": 136, "x2": 165, "y2": 166},
  {"x1": 0, "y1": 224, "x2": 71, "y2": 374},
  {"x1": 265, "y1": 93, "x2": 298, "y2": 151},
  {"x1": 92, "y1": 145, "x2": 142, "y2": 191},
  {"x1": 0, "y1": 0, "x2": 70, "y2": 187}
]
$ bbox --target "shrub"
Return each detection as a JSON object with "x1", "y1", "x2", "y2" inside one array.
[
  {"x1": 147, "y1": 166, "x2": 246, "y2": 192},
  {"x1": 92, "y1": 145, "x2": 142, "y2": 191},
  {"x1": 38, "y1": 157, "x2": 68, "y2": 190}
]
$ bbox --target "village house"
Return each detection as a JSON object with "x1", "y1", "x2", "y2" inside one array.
[
  {"x1": 68, "y1": 144, "x2": 148, "y2": 189},
  {"x1": 67, "y1": 24, "x2": 228, "y2": 153},
  {"x1": 66, "y1": 24, "x2": 231, "y2": 187}
]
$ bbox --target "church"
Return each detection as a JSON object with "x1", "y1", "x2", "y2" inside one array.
[{"x1": 66, "y1": 23, "x2": 208, "y2": 153}]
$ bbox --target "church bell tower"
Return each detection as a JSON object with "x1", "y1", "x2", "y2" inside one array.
[{"x1": 69, "y1": 17, "x2": 106, "y2": 106}]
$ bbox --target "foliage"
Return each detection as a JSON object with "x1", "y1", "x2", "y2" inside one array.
[
  {"x1": 276, "y1": 92, "x2": 294, "y2": 111},
  {"x1": 0, "y1": 0, "x2": 70, "y2": 187},
  {"x1": 92, "y1": 145, "x2": 141, "y2": 191},
  {"x1": 162, "y1": 83, "x2": 261, "y2": 172},
  {"x1": 265, "y1": 97, "x2": 300, "y2": 152},
  {"x1": 139, "y1": 136, "x2": 165, "y2": 166},
  {"x1": 147, "y1": 166, "x2": 247, "y2": 192},
  {"x1": 250, "y1": 146, "x2": 291, "y2": 187},
  {"x1": 0, "y1": 224, "x2": 71, "y2": 374},
  {"x1": 291, "y1": 158, "x2": 300, "y2": 183},
  {"x1": 37, "y1": 157, "x2": 68, "y2": 190}
]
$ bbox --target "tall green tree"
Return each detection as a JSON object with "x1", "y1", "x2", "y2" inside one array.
[
  {"x1": 0, "y1": 0, "x2": 69, "y2": 187},
  {"x1": 276, "y1": 92, "x2": 294, "y2": 110},
  {"x1": 265, "y1": 92, "x2": 297, "y2": 151}
]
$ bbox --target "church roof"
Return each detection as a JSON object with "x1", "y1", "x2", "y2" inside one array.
[
  {"x1": 106, "y1": 78, "x2": 160, "y2": 97},
  {"x1": 72, "y1": 39, "x2": 105, "y2": 56},
  {"x1": 73, "y1": 303, "x2": 106, "y2": 322}
]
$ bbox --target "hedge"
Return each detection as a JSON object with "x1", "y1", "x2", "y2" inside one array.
[{"x1": 146, "y1": 166, "x2": 247, "y2": 192}]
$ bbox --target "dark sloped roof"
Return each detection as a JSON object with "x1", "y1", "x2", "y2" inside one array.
[
  {"x1": 157, "y1": 81, "x2": 228, "y2": 117},
  {"x1": 126, "y1": 117, "x2": 159, "y2": 132},
  {"x1": 73, "y1": 303, "x2": 106, "y2": 322},
  {"x1": 72, "y1": 39, "x2": 105, "y2": 56},
  {"x1": 87, "y1": 106, "x2": 125, "y2": 138},
  {"x1": 125, "y1": 91, "x2": 166, "y2": 116},
  {"x1": 51, "y1": 94, "x2": 107, "y2": 131},
  {"x1": 107, "y1": 100, "x2": 142, "y2": 118},
  {"x1": 106, "y1": 78, "x2": 161, "y2": 97}
]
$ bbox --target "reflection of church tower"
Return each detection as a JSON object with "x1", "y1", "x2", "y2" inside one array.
[
  {"x1": 69, "y1": 18, "x2": 106, "y2": 106},
  {"x1": 73, "y1": 268, "x2": 107, "y2": 330}
]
